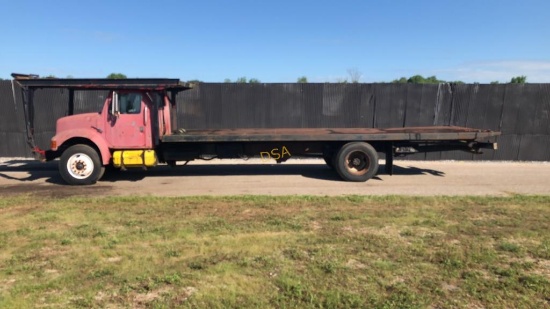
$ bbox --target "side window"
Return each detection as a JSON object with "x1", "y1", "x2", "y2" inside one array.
[{"x1": 119, "y1": 93, "x2": 142, "y2": 114}]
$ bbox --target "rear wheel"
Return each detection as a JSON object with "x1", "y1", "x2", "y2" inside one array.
[
  {"x1": 334, "y1": 142, "x2": 379, "y2": 182},
  {"x1": 59, "y1": 145, "x2": 103, "y2": 185}
]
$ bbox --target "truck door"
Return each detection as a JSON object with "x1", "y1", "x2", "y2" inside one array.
[{"x1": 105, "y1": 92, "x2": 152, "y2": 149}]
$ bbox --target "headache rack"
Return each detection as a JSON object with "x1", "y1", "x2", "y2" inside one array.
[{"x1": 11, "y1": 73, "x2": 193, "y2": 159}]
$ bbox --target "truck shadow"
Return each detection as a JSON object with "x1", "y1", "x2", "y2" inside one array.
[
  {"x1": 99, "y1": 163, "x2": 445, "y2": 183},
  {"x1": 0, "y1": 160, "x2": 445, "y2": 184},
  {"x1": 391, "y1": 165, "x2": 445, "y2": 177},
  {"x1": 0, "y1": 160, "x2": 66, "y2": 184},
  {"x1": 100, "y1": 164, "x2": 344, "y2": 182}
]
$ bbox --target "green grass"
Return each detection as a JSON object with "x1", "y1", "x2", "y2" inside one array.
[{"x1": 0, "y1": 195, "x2": 549, "y2": 308}]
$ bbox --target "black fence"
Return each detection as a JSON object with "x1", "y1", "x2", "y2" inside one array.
[{"x1": 1, "y1": 81, "x2": 549, "y2": 161}]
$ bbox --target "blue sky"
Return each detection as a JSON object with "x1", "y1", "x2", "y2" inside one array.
[{"x1": 1, "y1": 0, "x2": 549, "y2": 83}]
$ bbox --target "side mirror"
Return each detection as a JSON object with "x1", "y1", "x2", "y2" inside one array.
[{"x1": 110, "y1": 91, "x2": 120, "y2": 116}]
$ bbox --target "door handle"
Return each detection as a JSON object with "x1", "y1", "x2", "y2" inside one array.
[{"x1": 144, "y1": 106, "x2": 148, "y2": 126}]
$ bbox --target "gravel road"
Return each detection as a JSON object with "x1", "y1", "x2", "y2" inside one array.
[{"x1": 0, "y1": 158, "x2": 549, "y2": 197}]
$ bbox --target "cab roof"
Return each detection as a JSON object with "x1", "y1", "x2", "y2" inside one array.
[{"x1": 11, "y1": 73, "x2": 193, "y2": 91}]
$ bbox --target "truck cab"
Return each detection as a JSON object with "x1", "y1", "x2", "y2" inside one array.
[{"x1": 12, "y1": 75, "x2": 191, "y2": 185}]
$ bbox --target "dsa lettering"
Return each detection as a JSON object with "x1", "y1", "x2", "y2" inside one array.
[{"x1": 260, "y1": 146, "x2": 291, "y2": 161}]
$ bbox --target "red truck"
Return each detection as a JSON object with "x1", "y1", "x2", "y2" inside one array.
[{"x1": 12, "y1": 74, "x2": 500, "y2": 185}]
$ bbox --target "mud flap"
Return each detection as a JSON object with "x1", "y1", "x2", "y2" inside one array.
[{"x1": 385, "y1": 143, "x2": 394, "y2": 176}]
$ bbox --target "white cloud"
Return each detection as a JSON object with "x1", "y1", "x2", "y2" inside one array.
[{"x1": 437, "y1": 60, "x2": 550, "y2": 83}]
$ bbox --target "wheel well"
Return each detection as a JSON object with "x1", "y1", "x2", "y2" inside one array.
[{"x1": 59, "y1": 138, "x2": 103, "y2": 162}]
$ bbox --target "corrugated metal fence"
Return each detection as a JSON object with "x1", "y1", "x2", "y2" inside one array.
[{"x1": 1, "y1": 81, "x2": 549, "y2": 160}]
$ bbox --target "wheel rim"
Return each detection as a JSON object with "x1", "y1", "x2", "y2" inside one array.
[
  {"x1": 345, "y1": 151, "x2": 370, "y2": 176},
  {"x1": 66, "y1": 152, "x2": 94, "y2": 179}
]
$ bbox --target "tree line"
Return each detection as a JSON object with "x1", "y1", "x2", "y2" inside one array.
[
  {"x1": 215, "y1": 74, "x2": 529, "y2": 84},
  {"x1": 1, "y1": 73, "x2": 529, "y2": 84},
  {"x1": 391, "y1": 75, "x2": 527, "y2": 84}
]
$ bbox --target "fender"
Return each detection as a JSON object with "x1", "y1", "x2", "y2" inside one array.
[{"x1": 51, "y1": 128, "x2": 112, "y2": 165}]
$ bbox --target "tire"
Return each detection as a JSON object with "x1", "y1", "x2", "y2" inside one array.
[
  {"x1": 98, "y1": 166, "x2": 106, "y2": 180},
  {"x1": 59, "y1": 144, "x2": 103, "y2": 185},
  {"x1": 334, "y1": 142, "x2": 379, "y2": 182}
]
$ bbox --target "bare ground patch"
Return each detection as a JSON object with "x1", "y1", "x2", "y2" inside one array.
[{"x1": 0, "y1": 184, "x2": 113, "y2": 198}]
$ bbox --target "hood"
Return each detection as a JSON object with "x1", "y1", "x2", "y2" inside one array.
[{"x1": 56, "y1": 112, "x2": 101, "y2": 133}]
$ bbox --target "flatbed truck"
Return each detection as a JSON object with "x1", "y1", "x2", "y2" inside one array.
[{"x1": 12, "y1": 74, "x2": 500, "y2": 185}]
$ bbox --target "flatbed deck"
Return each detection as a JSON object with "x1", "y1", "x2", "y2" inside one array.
[{"x1": 162, "y1": 126, "x2": 499, "y2": 143}]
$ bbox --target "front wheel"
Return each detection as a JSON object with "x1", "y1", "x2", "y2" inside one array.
[
  {"x1": 59, "y1": 145, "x2": 103, "y2": 185},
  {"x1": 334, "y1": 142, "x2": 379, "y2": 182}
]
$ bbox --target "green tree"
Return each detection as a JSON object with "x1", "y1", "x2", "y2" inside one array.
[
  {"x1": 391, "y1": 75, "x2": 462, "y2": 84},
  {"x1": 490, "y1": 81, "x2": 500, "y2": 84},
  {"x1": 425, "y1": 76, "x2": 441, "y2": 83},
  {"x1": 187, "y1": 79, "x2": 202, "y2": 84},
  {"x1": 297, "y1": 76, "x2": 308, "y2": 83},
  {"x1": 231, "y1": 77, "x2": 261, "y2": 83},
  {"x1": 407, "y1": 75, "x2": 443, "y2": 84},
  {"x1": 107, "y1": 73, "x2": 127, "y2": 79},
  {"x1": 235, "y1": 77, "x2": 248, "y2": 83},
  {"x1": 407, "y1": 75, "x2": 425, "y2": 83},
  {"x1": 510, "y1": 76, "x2": 527, "y2": 84},
  {"x1": 392, "y1": 77, "x2": 408, "y2": 83}
]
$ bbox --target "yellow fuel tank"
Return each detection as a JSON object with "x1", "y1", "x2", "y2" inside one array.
[{"x1": 112, "y1": 150, "x2": 157, "y2": 168}]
